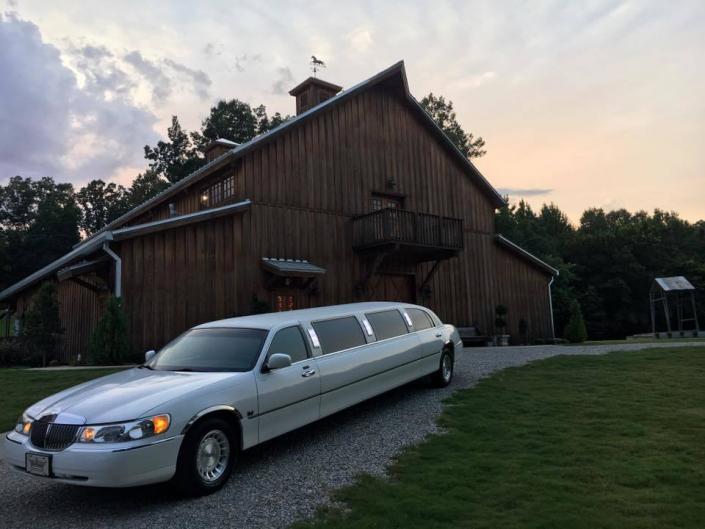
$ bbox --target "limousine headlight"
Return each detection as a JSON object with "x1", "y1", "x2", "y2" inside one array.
[
  {"x1": 79, "y1": 414, "x2": 170, "y2": 443},
  {"x1": 14, "y1": 412, "x2": 33, "y2": 436}
]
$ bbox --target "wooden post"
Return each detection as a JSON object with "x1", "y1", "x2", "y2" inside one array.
[
  {"x1": 691, "y1": 292, "x2": 700, "y2": 334},
  {"x1": 650, "y1": 291, "x2": 656, "y2": 336},
  {"x1": 663, "y1": 295, "x2": 672, "y2": 337},
  {"x1": 676, "y1": 292, "x2": 683, "y2": 336}
]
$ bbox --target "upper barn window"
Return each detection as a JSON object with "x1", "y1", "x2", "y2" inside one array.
[{"x1": 199, "y1": 175, "x2": 236, "y2": 209}]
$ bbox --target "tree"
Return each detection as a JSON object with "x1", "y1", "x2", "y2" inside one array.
[
  {"x1": 88, "y1": 296, "x2": 131, "y2": 365},
  {"x1": 23, "y1": 282, "x2": 63, "y2": 366},
  {"x1": 144, "y1": 116, "x2": 204, "y2": 183},
  {"x1": 76, "y1": 179, "x2": 130, "y2": 235},
  {"x1": 564, "y1": 300, "x2": 588, "y2": 343},
  {"x1": 125, "y1": 169, "x2": 170, "y2": 209},
  {"x1": 191, "y1": 99, "x2": 290, "y2": 150},
  {"x1": 419, "y1": 93, "x2": 486, "y2": 158}
]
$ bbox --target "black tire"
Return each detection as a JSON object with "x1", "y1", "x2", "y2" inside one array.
[
  {"x1": 172, "y1": 416, "x2": 237, "y2": 496},
  {"x1": 431, "y1": 348, "x2": 454, "y2": 387}
]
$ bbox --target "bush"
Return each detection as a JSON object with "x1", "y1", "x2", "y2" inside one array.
[
  {"x1": 564, "y1": 300, "x2": 588, "y2": 343},
  {"x1": 0, "y1": 338, "x2": 28, "y2": 367},
  {"x1": 23, "y1": 282, "x2": 63, "y2": 366},
  {"x1": 88, "y1": 296, "x2": 131, "y2": 365}
]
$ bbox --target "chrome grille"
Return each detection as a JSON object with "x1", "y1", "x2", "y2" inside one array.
[{"x1": 30, "y1": 421, "x2": 80, "y2": 451}]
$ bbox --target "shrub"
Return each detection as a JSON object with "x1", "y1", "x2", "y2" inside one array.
[
  {"x1": 564, "y1": 300, "x2": 588, "y2": 343},
  {"x1": 23, "y1": 282, "x2": 63, "y2": 366},
  {"x1": 88, "y1": 296, "x2": 131, "y2": 365},
  {"x1": 494, "y1": 304, "x2": 508, "y2": 334},
  {"x1": 0, "y1": 338, "x2": 28, "y2": 367}
]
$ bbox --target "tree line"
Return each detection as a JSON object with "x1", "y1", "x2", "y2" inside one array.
[{"x1": 497, "y1": 201, "x2": 705, "y2": 339}]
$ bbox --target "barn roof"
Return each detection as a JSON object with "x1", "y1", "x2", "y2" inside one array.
[
  {"x1": 495, "y1": 235, "x2": 559, "y2": 277},
  {"x1": 654, "y1": 276, "x2": 695, "y2": 292},
  {"x1": 80, "y1": 60, "x2": 506, "y2": 247}
]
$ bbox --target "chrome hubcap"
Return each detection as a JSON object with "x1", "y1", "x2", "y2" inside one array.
[
  {"x1": 442, "y1": 355, "x2": 452, "y2": 382},
  {"x1": 196, "y1": 430, "x2": 230, "y2": 483}
]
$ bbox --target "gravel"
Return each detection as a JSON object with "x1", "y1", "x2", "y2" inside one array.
[{"x1": 1, "y1": 341, "x2": 701, "y2": 529}]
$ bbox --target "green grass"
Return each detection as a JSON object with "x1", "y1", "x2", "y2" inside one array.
[
  {"x1": 576, "y1": 337, "x2": 705, "y2": 346},
  {"x1": 294, "y1": 347, "x2": 705, "y2": 529},
  {"x1": 0, "y1": 368, "x2": 121, "y2": 431}
]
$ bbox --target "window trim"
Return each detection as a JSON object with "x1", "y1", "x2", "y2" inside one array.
[{"x1": 406, "y1": 307, "x2": 435, "y2": 331}]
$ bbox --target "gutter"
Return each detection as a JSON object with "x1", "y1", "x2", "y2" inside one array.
[
  {"x1": 101, "y1": 240, "x2": 121, "y2": 298},
  {"x1": 548, "y1": 276, "x2": 556, "y2": 340}
]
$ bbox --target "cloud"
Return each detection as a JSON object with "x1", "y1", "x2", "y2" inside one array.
[
  {"x1": 347, "y1": 27, "x2": 373, "y2": 52},
  {"x1": 0, "y1": 13, "x2": 158, "y2": 184},
  {"x1": 271, "y1": 66, "x2": 294, "y2": 95},
  {"x1": 123, "y1": 50, "x2": 172, "y2": 102},
  {"x1": 163, "y1": 58, "x2": 211, "y2": 100},
  {"x1": 497, "y1": 187, "x2": 553, "y2": 197},
  {"x1": 233, "y1": 53, "x2": 262, "y2": 73}
]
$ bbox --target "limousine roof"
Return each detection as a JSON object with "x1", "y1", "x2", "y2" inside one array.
[{"x1": 196, "y1": 302, "x2": 428, "y2": 330}]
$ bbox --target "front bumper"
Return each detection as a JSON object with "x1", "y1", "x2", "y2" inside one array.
[{"x1": 2, "y1": 430, "x2": 183, "y2": 487}]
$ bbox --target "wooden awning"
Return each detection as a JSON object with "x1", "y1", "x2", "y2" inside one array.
[{"x1": 261, "y1": 258, "x2": 326, "y2": 278}]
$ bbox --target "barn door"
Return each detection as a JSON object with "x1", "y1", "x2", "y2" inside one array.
[{"x1": 367, "y1": 274, "x2": 416, "y2": 303}]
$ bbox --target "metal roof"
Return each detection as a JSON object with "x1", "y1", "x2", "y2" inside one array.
[
  {"x1": 654, "y1": 276, "x2": 695, "y2": 292},
  {"x1": 261, "y1": 258, "x2": 326, "y2": 277},
  {"x1": 0, "y1": 200, "x2": 252, "y2": 302},
  {"x1": 495, "y1": 235, "x2": 559, "y2": 277}
]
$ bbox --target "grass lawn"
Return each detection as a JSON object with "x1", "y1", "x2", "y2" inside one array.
[
  {"x1": 577, "y1": 337, "x2": 705, "y2": 346},
  {"x1": 0, "y1": 368, "x2": 122, "y2": 431},
  {"x1": 294, "y1": 347, "x2": 705, "y2": 529}
]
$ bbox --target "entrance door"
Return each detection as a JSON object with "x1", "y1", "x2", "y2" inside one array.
[{"x1": 367, "y1": 274, "x2": 416, "y2": 303}]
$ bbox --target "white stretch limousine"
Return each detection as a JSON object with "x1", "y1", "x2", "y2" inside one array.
[{"x1": 3, "y1": 302, "x2": 462, "y2": 495}]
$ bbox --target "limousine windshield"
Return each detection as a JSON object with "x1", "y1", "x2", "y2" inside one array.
[{"x1": 147, "y1": 328, "x2": 268, "y2": 372}]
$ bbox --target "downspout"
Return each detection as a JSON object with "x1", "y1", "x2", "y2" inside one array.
[
  {"x1": 102, "y1": 240, "x2": 121, "y2": 298},
  {"x1": 548, "y1": 276, "x2": 556, "y2": 340}
]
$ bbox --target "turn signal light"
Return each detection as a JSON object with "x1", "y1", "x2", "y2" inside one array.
[{"x1": 152, "y1": 415, "x2": 170, "y2": 435}]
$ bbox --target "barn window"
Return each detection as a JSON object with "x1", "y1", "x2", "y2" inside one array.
[
  {"x1": 371, "y1": 193, "x2": 403, "y2": 211},
  {"x1": 199, "y1": 174, "x2": 237, "y2": 209},
  {"x1": 275, "y1": 294, "x2": 295, "y2": 312}
]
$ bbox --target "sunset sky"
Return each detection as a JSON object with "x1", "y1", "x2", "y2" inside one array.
[{"x1": 1, "y1": 0, "x2": 704, "y2": 222}]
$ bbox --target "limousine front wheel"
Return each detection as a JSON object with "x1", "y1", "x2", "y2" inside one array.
[
  {"x1": 432, "y1": 348, "x2": 454, "y2": 387},
  {"x1": 173, "y1": 416, "x2": 237, "y2": 496}
]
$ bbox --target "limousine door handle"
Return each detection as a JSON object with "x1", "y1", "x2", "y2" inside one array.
[
  {"x1": 435, "y1": 333, "x2": 443, "y2": 338},
  {"x1": 301, "y1": 369, "x2": 317, "y2": 378}
]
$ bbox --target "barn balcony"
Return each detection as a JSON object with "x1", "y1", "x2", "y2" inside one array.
[{"x1": 352, "y1": 208, "x2": 463, "y2": 263}]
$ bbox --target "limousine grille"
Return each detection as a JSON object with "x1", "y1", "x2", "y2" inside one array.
[{"x1": 30, "y1": 421, "x2": 80, "y2": 451}]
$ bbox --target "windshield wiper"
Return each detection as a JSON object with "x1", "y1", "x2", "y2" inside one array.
[
  {"x1": 173, "y1": 367, "x2": 199, "y2": 372},
  {"x1": 138, "y1": 364, "x2": 154, "y2": 370}
]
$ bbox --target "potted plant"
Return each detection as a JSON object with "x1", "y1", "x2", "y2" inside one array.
[{"x1": 494, "y1": 304, "x2": 510, "y2": 346}]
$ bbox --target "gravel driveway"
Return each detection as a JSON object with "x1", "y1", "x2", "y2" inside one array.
[{"x1": 1, "y1": 341, "x2": 701, "y2": 529}]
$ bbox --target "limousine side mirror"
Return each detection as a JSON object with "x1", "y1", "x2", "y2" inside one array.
[
  {"x1": 265, "y1": 353, "x2": 292, "y2": 371},
  {"x1": 145, "y1": 350, "x2": 156, "y2": 362}
]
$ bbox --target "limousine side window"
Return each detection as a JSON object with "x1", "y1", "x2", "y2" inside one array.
[
  {"x1": 365, "y1": 310, "x2": 408, "y2": 340},
  {"x1": 311, "y1": 317, "x2": 366, "y2": 354},
  {"x1": 406, "y1": 308, "x2": 435, "y2": 331},
  {"x1": 267, "y1": 326, "x2": 309, "y2": 363}
]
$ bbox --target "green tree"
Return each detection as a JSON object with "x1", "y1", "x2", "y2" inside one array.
[
  {"x1": 88, "y1": 296, "x2": 131, "y2": 365},
  {"x1": 144, "y1": 116, "x2": 204, "y2": 183},
  {"x1": 125, "y1": 169, "x2": 170, "y2": 209},
  {"x1": 564, "y1": 300, "x2": 588, "y2": 343},
  {"x1": 191, "y1": 99, "x2": 290, "y2": 150},
  {"x1": 23, "y1": 282, "x2": 63, "y2": 366},
  {"x1": 76, "y1": 179, "x2": 130, "y2": 235},
  {"x1": 419, "y1": 93, "x2": 486, "y2": 158}
]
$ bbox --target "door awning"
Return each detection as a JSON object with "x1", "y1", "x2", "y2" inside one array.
[{"x1": 261, "y1": 258, "x2": 326, "y2": 277}]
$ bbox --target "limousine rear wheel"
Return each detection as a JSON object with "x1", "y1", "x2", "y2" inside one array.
[
  {"x1": 432, "y1": 349, "x2": 454, "y2": 387},
  {"x1": 173, "y1": 416, "x2": 237, "y2": 496}
]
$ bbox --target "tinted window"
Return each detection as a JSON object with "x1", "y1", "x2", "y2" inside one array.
[
  {"x1": 267, "y1": 326, "x2": 309, "y2": 364},
  {"x1": 407, "y1": 308, "x2": 434, "y2": 330},
  {"x1": 365, "y1": 310, "x2": 408, "y2": 340},
  {"x1": 150, "y1": 328, "x2": 268, "y2": 372},
  {"x1": 312, "y1": 317, "x2": 366, "y2": 354}
]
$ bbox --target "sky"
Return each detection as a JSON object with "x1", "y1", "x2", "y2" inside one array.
[{"x1": 1, "y1": 0, "x2": 704, "y2": 223}]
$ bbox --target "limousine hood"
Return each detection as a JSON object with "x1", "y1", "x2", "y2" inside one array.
[{"x1": 25, "y1": 368, "x2": 237, "y2": 424}]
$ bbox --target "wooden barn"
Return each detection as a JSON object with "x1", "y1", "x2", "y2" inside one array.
[{"x1": 0, "y1": 61, "x2": 558, "y2": 361}]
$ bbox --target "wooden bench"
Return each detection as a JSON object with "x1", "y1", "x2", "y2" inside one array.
[{"x1": 458, "y1": 326, "x2": 490, "y2": 347}]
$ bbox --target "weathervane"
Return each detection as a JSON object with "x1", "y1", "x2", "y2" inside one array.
[{"x1": 310, "y1": 56, "x2": 326, "y2": 77}]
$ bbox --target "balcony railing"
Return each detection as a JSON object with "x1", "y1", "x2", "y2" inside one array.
[{"x1": 352, "y1": 208, "x2": 463, "y2": 252}]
